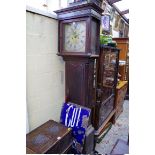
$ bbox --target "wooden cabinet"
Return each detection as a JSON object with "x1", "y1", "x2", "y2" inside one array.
[
  {"x1": 113, "y1": 38, "x2": 129, "y2": 81},
  {"x1": 114, "y1": 81, "x2": 128, "y2": 120},
  {"x1": 26, "y1": 120, "x2": 73, "y2": 154},
  {"x1": 94, "y1": 46, "x2": 119, "y2": 132},
  {"x1": 113, "y1": 38, "x2": 128, "y2": 61},
  {"x1": 55, "y1": 3, "x2": 121, "y2": 136}
]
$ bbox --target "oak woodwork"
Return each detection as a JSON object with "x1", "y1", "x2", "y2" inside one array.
[
  {"x1": 26, "y1": 120, "x2": 73, "y2": 154},
  {"x1": 114, "y1": 81, "x2": 128, "y2": 120},
  {"x1": 113, "y1": 38, "x2": 129, "y2": 81}
]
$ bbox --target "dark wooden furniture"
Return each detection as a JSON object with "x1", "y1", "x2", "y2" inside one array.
[
  {"x1": 114, "y1": 81, "x2": 128, "y2": 120},
  {"x1": 55, "y1": 3, "x2": 103, "y2": 56},
  {"x1": 64, "y1": 57, "x2": 98, "y2": 109},
  {"x1": 54, "y1": 3, "x2": 103, "y2": 109},
  {"x1": 94, "y1": 45, "x2": 119, "y2": 134},
  {"x1": 55, "y1": 3, "x2": 119, "y2": 137},
  {"x1": 26, "y1": 120, "x2": 73, "y2": 154}
]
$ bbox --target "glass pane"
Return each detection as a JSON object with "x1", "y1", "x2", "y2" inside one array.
[
  {"x1": 102, "y1": 51, "x2": 117, "y2": 100},
  {"x1": 103, "y1": 52, "x2": 116, "y2": 86}
]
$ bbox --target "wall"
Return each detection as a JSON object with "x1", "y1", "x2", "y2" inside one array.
[
  {"x1": 26, "y1": 105, "x2": 29, "y2": 133},
  {"x1": 26, "y1": 11, "x2": 65, "y2": 131}
]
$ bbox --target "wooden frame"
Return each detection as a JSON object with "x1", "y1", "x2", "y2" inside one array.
[
  {"x1": 119, "y1": 18, "x2": 125, "y2": 37},
  {"x1": 124, "y1": 23, "x2": 129, "y2": 37},
  {"x1": 101, "y1": 14, "x2": 111, "y2": 34},
  {"x1": 55, "y1": 3, "x2": 103, "y2": 57},
  {"x1": 94, "y1": 46, "x2": 120, "y2": 131},
  {"x1": 60, "y1": 17, "x2": 89, "y2": 54},
  {"x1": 114, "y1": 13, "x2": 120, "y2": 32},
  {"x1": 59, "y1": 16, "x2": 101, "y2": 56}
]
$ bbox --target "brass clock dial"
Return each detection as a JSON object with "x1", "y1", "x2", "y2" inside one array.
[{"x1": 64, "y1": 21, "x2": 86, "y2": 52}]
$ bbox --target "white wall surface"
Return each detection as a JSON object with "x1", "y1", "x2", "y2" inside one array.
[
  {"x1": 26, "y1": 11, "x2": 65, "y2": 131},
  {"x1": 26, "y1": 104, "x2": 29, "y2": 133}
]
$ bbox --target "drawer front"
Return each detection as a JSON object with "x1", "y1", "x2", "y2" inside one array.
[
  {"x1": 46, "y1": 131, "x2": 73, "y2": 154},
  {"x1": 99, "y1": 97, "x2": 114, "y2": 127}
]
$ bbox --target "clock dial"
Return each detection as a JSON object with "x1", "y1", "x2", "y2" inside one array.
[{"x1": 64, "y1": 21, "x2": 86, "y2": 52}]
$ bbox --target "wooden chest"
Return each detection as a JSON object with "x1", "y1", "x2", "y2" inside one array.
[
  {"x1": 115, "y1": 81, "x2": 128, "y2": 119},
  {"x1": 26, "y1": 120, "x2": 73, "y2": 154}
]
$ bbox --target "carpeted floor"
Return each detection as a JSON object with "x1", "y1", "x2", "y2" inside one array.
[{"x1": 95, "y1": 100, "x2": 129, "y2": 154}]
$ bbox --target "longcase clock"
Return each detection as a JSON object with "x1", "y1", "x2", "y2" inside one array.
[{"x1": 55, "y1": 3, "x2": 103, "y2": 109}]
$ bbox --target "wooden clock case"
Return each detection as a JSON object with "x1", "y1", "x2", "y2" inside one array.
[
  {"x1": 55, "y1": 3, "x2": 103, "y2": 128},
  {"x1": 55, "y1": 3, "x2": 103, "y2": 109}
]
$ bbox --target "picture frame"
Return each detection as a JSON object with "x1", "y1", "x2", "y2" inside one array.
[
  {"x1": 124, "y1": 24, "x2": 129, "y2": 37},
  {"x1": 113, "y1": 13, "x2": 121, "y2": 32},
  {"x1": 101, "y1": 14, "x2": 111, "y2": 34},
  {"x1": 110, "y1": 8, "x2": 115, "y2": 21},
  {"x1": 119, "y1": 19, "x2": 125, "y2": 37}
]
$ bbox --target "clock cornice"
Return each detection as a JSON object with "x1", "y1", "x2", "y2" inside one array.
[{"x1": 54, "y1": 3, "x2": 103, "y2": 20}]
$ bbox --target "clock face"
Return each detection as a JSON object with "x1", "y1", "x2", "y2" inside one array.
[{"x1": 63, "y1": 21, "x2": 86, "y2": 52}]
